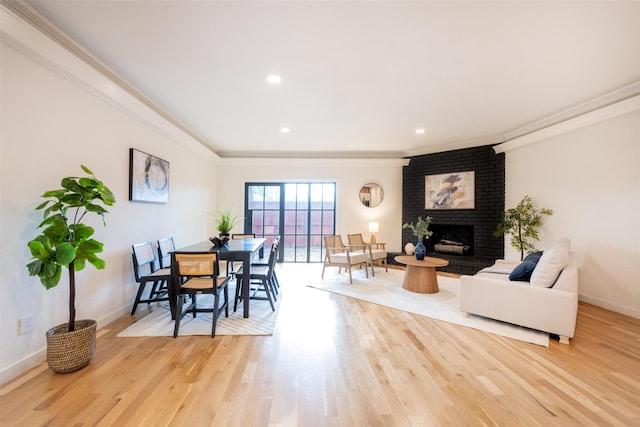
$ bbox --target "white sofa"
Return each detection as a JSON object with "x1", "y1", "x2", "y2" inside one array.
[{"x1": 459, "y1": 239, "x2": 578, "y2": 344}]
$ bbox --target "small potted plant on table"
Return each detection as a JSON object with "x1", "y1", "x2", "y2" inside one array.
[{"x1": 402, "y1": 216, "x2": 433, "y2": 260}]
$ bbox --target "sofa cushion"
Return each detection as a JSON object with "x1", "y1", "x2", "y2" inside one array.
[
  {"x1": 509, "y1": 251, "x2": 543, "y2": 281},
  {"x1": 530, "y1": 238, "x2": 571, "y2": 288}
]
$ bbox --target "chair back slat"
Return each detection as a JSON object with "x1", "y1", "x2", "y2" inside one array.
[
  {"x1": 324, "y1": 235, "x2": 345, "y2": 255},
  {"x1": 132, "y1": 242, "x2": 159, "y2": 281},
  {"x1": 347, "y1": 233, "x2": 365, "y2": 246},
  {"x1": 157, "y1": 237, "x2": 175, "y2": 269},
  {"x1": 175, "y1": 252, "x2": 220, "y2": 277}
]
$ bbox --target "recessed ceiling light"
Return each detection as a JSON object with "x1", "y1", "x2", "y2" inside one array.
[
  {"x1": 267, "y1": 75, "x2": 282, "y2": 84},
  {"x1": 415, "y1": 128, "x2": 425, "y2": 134},
  {"x1": 280, "y1": 127, "x2": 290, "y2": 133}
]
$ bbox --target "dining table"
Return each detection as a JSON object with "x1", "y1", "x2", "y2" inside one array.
[{"x1": 171, "y1": 238, "x2": 266, "y2": 319}]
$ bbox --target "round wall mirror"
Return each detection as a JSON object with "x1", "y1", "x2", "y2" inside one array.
[{"x1": 359, "y1": 183, "x2": 384, "y2": 208}]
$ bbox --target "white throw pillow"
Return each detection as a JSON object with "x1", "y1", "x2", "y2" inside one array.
[{"x1": 530, "y1": 238, "x2": 571, "y2": 288}]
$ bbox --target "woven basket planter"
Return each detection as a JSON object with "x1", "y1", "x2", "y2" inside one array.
[{"x1": 46, "y1": 319, "x2": 97, "y2": 374}]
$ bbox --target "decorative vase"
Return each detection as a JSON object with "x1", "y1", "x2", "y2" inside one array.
[
  {"x1": 415, "y1": 237, "x2": 426, "y2": 260},
  {"x1": 46, "y1": 319, "x2": 97, "y2": 374},
  {"x1": 404, "y1": 242, "x2": 415, "y2": 255}
]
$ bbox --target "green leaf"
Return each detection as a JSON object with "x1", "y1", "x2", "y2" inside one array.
[
  {"x1": 35, "y1": 200, "x2": 51, "y2": 210},
  {"x1": 81, "y1": 165, "x2": 93, "y2": 175},
  {"x1": 55, "y1": 242, "x2": 76, "y2": 266},
  {"x1": 41, "y1": 189, "x2": 66, "y2": 199},
  {"x1": 61, "y1": 177, "x2": 84, "y2": 193},
  {"x1": 61, "y1": 194, "x2": 84, "y2": 206},
  {"x1": 26, "y1": 259, "x2": 43, "y2": 276},
  {"x1": 78, "y1": 177, "x2": 99, "y2": 187},
  {"x1": 99, "y1": 186, "x2": 116, "y2": 206},
  {"x1": 85, "y1": 203, "x2": 109, "y2": 214},
  {"x1": 27, "y1": 239, "x2": 46, "y2": 258},
  {"x1": 72, "y1": 223, "x2": 95, "y2": 240},
  {"x1": 74, "y1": 258, "x2": 86, "y2": 271},
  {"x1": 40, "y1": 265, "x2": 62, "y2": 289}
]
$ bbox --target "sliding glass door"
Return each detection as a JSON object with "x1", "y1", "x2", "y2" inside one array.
[{"x1": 245, "y1": 182, "x2": 336, "y2": 262}]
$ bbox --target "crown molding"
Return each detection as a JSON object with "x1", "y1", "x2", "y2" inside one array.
[
  {"x1": 1, "y1": 0, "x2": 219, "y2": 160},
  {"x1": 218, "y1": 157, "x2": 410, "y2": 168},
  {"x1": 216, "y1": 149, "x2": 408, "y2": 160},
  {"x1": 494, "y1": 92, "x2": 640, "y2": 154}
]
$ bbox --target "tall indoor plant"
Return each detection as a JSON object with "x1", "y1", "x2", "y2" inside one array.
[
  {"x1": 402, "y1": 216, "x2": 433, "y2": 260},
  {"x1": 26, "y1": 165, "x2": 115, "y2": 373},
  {"x1": 495, "y1": 195, "x2": 553, "y2": 261}
]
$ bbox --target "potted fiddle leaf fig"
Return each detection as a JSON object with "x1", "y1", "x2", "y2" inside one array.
[
  {"x1": 26, "y1": 165, "x2": 115, "y2": 373},
  {"x1": 495, "y1": 195, "x2": 553, "y2": 261}
]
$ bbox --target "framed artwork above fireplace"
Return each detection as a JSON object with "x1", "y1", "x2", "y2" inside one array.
[{"x1": 425, "y1": 171, "x2": 475, "y2": 209}]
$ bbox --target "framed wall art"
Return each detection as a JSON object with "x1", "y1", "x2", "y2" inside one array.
[
  {"x1": 425, "y1": 171, "x2": 475, "y2": 209},
  {"x1": 129, "y1": 148, "x2": 170, "y2": 203}
]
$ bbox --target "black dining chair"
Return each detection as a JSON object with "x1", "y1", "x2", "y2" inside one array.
[
  {"x1": 171, "y1": 251, "x2": 230, "y2": 338},
  {"x1": 157, "y1": 236, "x2": 176, "y2": 269},
  {"x1": 131, "y1": 241, "x2": 171, "y2": 315},
  {"x1": 233, "y1": 240, "x2": 278, "y2": 312},
  {"x1": 250, "y1": 236, "x2": 281, "y2": 294}
]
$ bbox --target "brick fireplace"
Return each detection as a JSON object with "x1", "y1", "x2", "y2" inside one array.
[{"x1": 400, "y1": 145, "x2": 505, "y2": 275}]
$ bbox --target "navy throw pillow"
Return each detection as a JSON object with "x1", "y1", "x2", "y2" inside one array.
[{"x1": 509, "y1": 251, "x2": 543, "y2": 282}]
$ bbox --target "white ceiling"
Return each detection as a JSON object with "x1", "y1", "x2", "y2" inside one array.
[{"x1": 25, "y1": 1, "x2": 640, "y2": 159}]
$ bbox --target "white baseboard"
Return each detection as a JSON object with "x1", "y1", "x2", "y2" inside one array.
[
  {"x1": 579, "y1": 294, "x2": 640, "y2": 319},
  {"x1": 0, "y1": 349, "x2": 47, "y2": 387},
  {"x1": 1, "y1": 305, "x2": 130, "y2": 386}
]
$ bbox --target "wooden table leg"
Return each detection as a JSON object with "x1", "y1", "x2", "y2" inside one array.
[{"x1": 402, "y1": 264, "x2": 439, "y2": 294}]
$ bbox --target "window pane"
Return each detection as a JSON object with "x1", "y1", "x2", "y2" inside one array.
[
  {"x1": 309, "y1": 235, "x2": 323, "y2": 262},
  {"x1": 296, "y1": 184, "x2": 309, "y2": 209},
  {"x1": 296, "y1": 211, "x2": 308, "y2": 233},
  {"x1": 323, "y1": 183, "x2": 335, "y2": 209},
  {"x1": 322, "y1": 211, "x2": 334, "y2": 234},
  {"x1": 310, "y1": 183, "x2": 323, "y2": 209},
  {"x1": 264, "y1": 210, "x2": 280, "y2": 235},
  {"x1": 264, "y1": 186, "x2": 280, "y2": 210},
  {"x1": 248, "y1": 186, "x2": 264, "y2": 210},
  {"x1": 310, "y1": 211, "x2": 323, "y2": 234},
  {"x1": 296, "y1": 235, "x2": 308, "y2": 262},
  {"x1": 251, "y1": 210, "x2": 264, "y2": 235},
  {"x1": 284, "y1": 184, "x2": 296, "y2": 209}
]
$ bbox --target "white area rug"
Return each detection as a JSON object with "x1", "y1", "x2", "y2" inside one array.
[
  {"x1": 309, "y1": 267, "x2": 549, "y2": 347},
  {"x1": 117, "y1": 284, "x2": 281, "y2": 337}
]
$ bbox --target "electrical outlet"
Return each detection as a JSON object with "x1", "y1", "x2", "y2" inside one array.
[{"x1": 18, "y1": 315, "x2": 34, "y2": 335}]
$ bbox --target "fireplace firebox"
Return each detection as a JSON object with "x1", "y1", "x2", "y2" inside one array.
[{"x1": 426, "y1": 224, "x2": 474, "y2": 256}]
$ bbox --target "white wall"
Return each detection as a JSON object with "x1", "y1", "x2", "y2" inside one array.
[
  {"x1": 217, "y1": 158, "x2": 406, "y2": 252},
  {"x1": 505, "y1": 111, "x2": 640, "y2": 318},
  {"x1": 0, "y1": 44, "x2": 218, "y2": 382}
]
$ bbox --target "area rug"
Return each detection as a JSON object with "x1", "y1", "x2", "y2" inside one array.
[
  {"x1": 308, "y1": 268, "x2": 549, "y2": 347},
  {"x1": 117, "y1": 284, "x2": 281, "y2": 337}
]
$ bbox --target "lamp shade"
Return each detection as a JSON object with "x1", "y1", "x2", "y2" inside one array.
[{"x1": 369, "y1": 222, "x2": 379, "y2": 233}]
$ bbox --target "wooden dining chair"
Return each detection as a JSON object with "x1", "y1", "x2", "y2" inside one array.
[
  {"x1": 131, "y1": 241, "x2": 171, "y2": 315},
  {"x1": 347, "y1": 233, "x2": 388, "y2": 275},
  {"x1": 171, "y1": 252, "x2": 230, "y2": 338},
  {"x1": 322, "y1": 235, "x2": 371, "y2": 284}
]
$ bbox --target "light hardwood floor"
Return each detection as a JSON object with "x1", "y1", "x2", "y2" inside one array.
[{"x1": 1, "y1": 263, "x2": 639, "y2": 426}]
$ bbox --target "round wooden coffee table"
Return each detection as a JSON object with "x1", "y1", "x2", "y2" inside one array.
[{"x1": 394, "y1": 255, "x2": 449, "y2": 294}]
